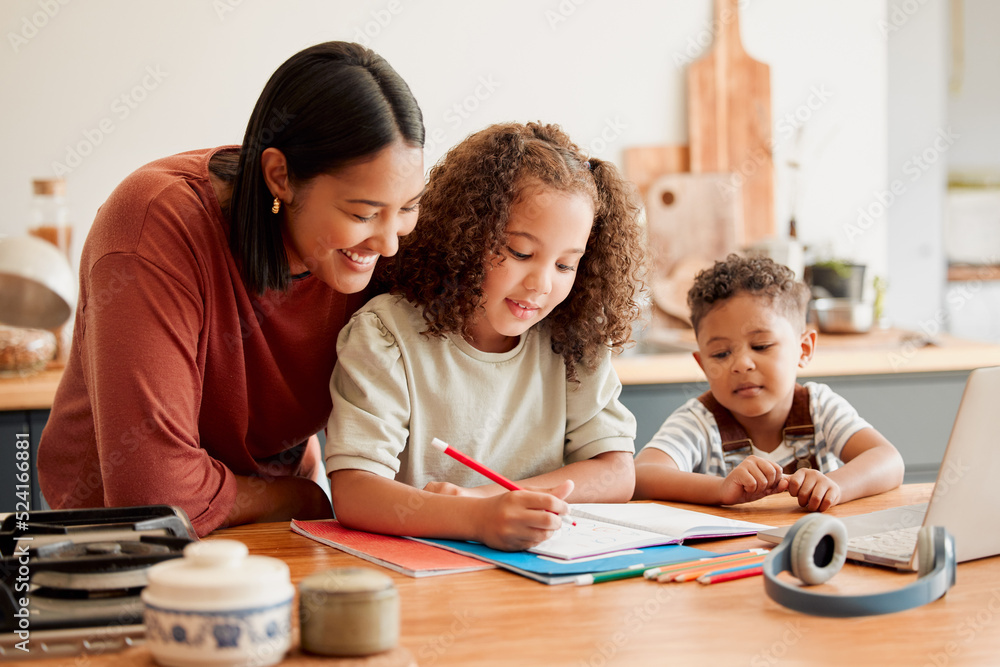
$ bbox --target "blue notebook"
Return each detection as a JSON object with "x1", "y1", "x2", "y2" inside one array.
[{"x1": 409, "y1": 538, "x2": 710, "y2": 585}]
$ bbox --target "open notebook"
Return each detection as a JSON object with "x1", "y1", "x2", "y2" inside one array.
[{"x1": 528, "y1": 502, "x2": 772, "y2": 560}]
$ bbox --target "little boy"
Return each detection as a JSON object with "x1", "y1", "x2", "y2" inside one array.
[{"x1": 633, "y1": 254, "x2": 904, "y2": 511}]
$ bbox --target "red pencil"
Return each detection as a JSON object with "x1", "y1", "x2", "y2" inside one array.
[
  {"x1": 697, "y1": 565, "x2": 764, "y2": 585},
  {"x1": 430, "y1": 438, "x2": 575, "y2": 525}
]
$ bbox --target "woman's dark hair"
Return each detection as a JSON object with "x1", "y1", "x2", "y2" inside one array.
[
  {"x1": 381, "y1": 121, "x2": 645, "y2": 381},
  {"x1": 213, "y1": 41, "x2": 424, "y2": 294}
]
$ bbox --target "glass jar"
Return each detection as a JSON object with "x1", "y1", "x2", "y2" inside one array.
[
  {"x1": 29, "y1": 178, "x2": 72, "y2": 259},
  {"x1": 28, "y1": 178, "x2": 74, "y2": 364}
]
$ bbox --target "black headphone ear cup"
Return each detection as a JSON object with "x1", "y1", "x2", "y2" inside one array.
[
  {"x1": 789, "y1": 514, "x2": 848, "y2": 585},
  {"x1": 916, "y1": 526, "x2": 937, "y2": 577}
]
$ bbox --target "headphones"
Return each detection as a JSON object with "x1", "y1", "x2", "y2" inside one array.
[{"x1": 762, "y1": 513, "x2": 956, "y2": 617}]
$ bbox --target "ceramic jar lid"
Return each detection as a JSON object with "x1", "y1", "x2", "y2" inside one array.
[{"x1": 145, "y1": 540, "x2": 293, "y2": 611}]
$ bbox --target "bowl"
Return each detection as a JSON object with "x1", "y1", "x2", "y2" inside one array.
[
  {"x1": 809, "y1": 298, "x2": 874, "y2": 334},
  {"x1": 0, "y1": 235, "x2": 76, "y2": 329},
  {"x1": 142, "y1": 540, "x2": 293, "y2": 667}
]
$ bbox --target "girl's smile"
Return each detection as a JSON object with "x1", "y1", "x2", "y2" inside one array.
[{"x1": 466, "y1": 187, "x2": 594, "y2": 353}]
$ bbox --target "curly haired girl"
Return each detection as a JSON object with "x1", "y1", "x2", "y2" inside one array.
[{"x1": 325, "y1": 122, "x2": 646, "y2": 551}]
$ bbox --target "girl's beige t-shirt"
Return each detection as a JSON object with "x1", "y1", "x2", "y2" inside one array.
[{"x1": 325, "y1": 293, "x2": 636, "y2": 489}]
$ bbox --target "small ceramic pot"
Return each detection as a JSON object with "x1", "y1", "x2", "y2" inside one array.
[
  {"x1": 298, "y1": 567, "x2": 399, "y2": 656},
  {"x1": 142, "y1": 540, "x2": 293, "y2": 667}
]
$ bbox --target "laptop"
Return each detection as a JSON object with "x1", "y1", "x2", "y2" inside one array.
[{"x1": 757, "y1": 365, "x2": 1000, "y2": 571}]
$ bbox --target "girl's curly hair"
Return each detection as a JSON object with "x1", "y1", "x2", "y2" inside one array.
[
  {"x1": 687, "y1": 254, "x2": 811, "y2": 334},
  {"x1": 377, "y1": 121, "x2": 645, "y2": 380}
]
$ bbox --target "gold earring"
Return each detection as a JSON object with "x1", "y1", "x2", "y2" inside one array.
[{"x1": 271, "y1": 197, "x2": 281, "y2": 214}]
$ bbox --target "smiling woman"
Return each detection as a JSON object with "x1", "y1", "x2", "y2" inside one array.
[{"x1": 36, "y1": 42, "x2": 425, "y2": 537}]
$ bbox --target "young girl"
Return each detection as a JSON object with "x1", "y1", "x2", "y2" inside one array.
[{"x1": 325, "y1": 122, "x2": 645, "y2": 551}]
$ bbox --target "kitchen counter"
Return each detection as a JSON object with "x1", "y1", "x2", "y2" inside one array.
[
  {"x1": 613, "y1": 327, "x2": 1000, "y2": 385},
  {"x1": 5, "y1": 329, "x2": 999, "y2": 410},
  {"x1": 0, "y1": 366, "x2": 63, "y2": 411}
]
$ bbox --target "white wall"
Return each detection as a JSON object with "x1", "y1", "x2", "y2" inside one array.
[
  {"x1": 885, "y1": 0, "x2": 949, "y2": 330},
  {"x1": 948, "y1": 0, "x2": 1000, "y2": 172},
  {"x1": 943, "y1": 0, "x2": 1000, "y2": 343},
  {"x1": 1, "y1": 1, "x2": 887, "y2": 300}
]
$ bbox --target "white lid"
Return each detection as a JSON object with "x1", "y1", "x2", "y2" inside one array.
[{"x1": 143, "y1": 540, "x2": 293, "y2": 611}]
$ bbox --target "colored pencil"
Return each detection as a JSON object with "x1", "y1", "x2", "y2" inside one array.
[
  {"x1": 642, "y1": 549, "x2": 766, "y2": 579},
  {"x1": 431, "y1": 438, "x2": 575, "y2": 525},
  {"x1": 576, "y1": 558, "x2": 707, "y2": 586},
  {"x1": 698, "y1": 565, "x2": 765, "y2": 584},
  {"x1": 695, "y1": 557, "x2": 768, "y2": 578},
  {"x1": 654, "y1": 551, "x2": 768, "y2": 582},
  {"x1": 665, "y1": 554, "x2": 769, "y2": 583}
]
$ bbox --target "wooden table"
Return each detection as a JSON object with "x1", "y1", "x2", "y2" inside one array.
[{"x1": 25, "y1": 484, "x2": 1000, "y2": 666}]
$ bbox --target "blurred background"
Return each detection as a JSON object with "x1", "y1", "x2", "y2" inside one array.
[{"x1": 0, "y1": 0, "x2": 997, "y2": 340}]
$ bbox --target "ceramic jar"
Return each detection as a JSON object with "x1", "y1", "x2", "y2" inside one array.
[
  {"x1": 142, "y1": 540, "x2": 293, "y2": 667},
  {"x1": 298, "y1": 567, "x2": 399, "y2": 656}
]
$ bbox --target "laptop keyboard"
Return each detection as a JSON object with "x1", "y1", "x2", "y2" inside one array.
[{"x1": 848, "y1": 525, "x2": 920, "y2": 561}]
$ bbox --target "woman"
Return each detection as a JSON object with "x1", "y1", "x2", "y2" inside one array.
[{"x1": 37, "y1": 42, "x2": 426, "y2": 537}]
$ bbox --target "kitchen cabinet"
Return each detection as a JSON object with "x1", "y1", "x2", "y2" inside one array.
[{"x1": 0, "y1": 368, "x2": 60, "y2": 513}]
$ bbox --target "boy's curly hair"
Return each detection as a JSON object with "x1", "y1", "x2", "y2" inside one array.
[
  {"x1": 378, "y1": 121, "x2": 645, "y2": 380},
  {"x1": 687, "y1": 254, "x2": 811, "y2": 334}
]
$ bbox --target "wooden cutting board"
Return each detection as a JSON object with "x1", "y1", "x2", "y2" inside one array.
[
  {"x1": 644, "y1": 172, "x2": 743, "y2": 325},
  {"x1": 623, "y1": 144, "x2": 690, "y2": 203},
  {"x1": 687, "y1": 0, "x2": 774, "y2": 246}
]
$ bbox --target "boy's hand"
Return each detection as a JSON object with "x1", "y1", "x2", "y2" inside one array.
[
  {"x1": 786, "y1": 468, "x2": 842, "y2": 511},
  {"x1": 719, "y1": 456, "x2": 788, "y2": 505},
  {"x1": 473, "y1": 480, "x2": 574, "y2": 551}
]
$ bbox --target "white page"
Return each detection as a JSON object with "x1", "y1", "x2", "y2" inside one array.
[
  {"x1": 569, "y1": 503, "x2": 772, "y2": 539},
  {"x1": 528, "y1": 516, "x2": 677, "y2": 560}
]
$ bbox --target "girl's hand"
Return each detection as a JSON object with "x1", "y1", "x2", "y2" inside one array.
[
  {"x1": 718, "y1": 456, "x2": 788, "y2": 505},
  {"x1": 786, "y1": 468, "x2": 842, "y2": 512},
  {"x1": 474, "y1": 480, "x2": 574, "y2": 551},
  {"x1": 422, "y1": 481, "x2": 496, "y2": 498}
]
